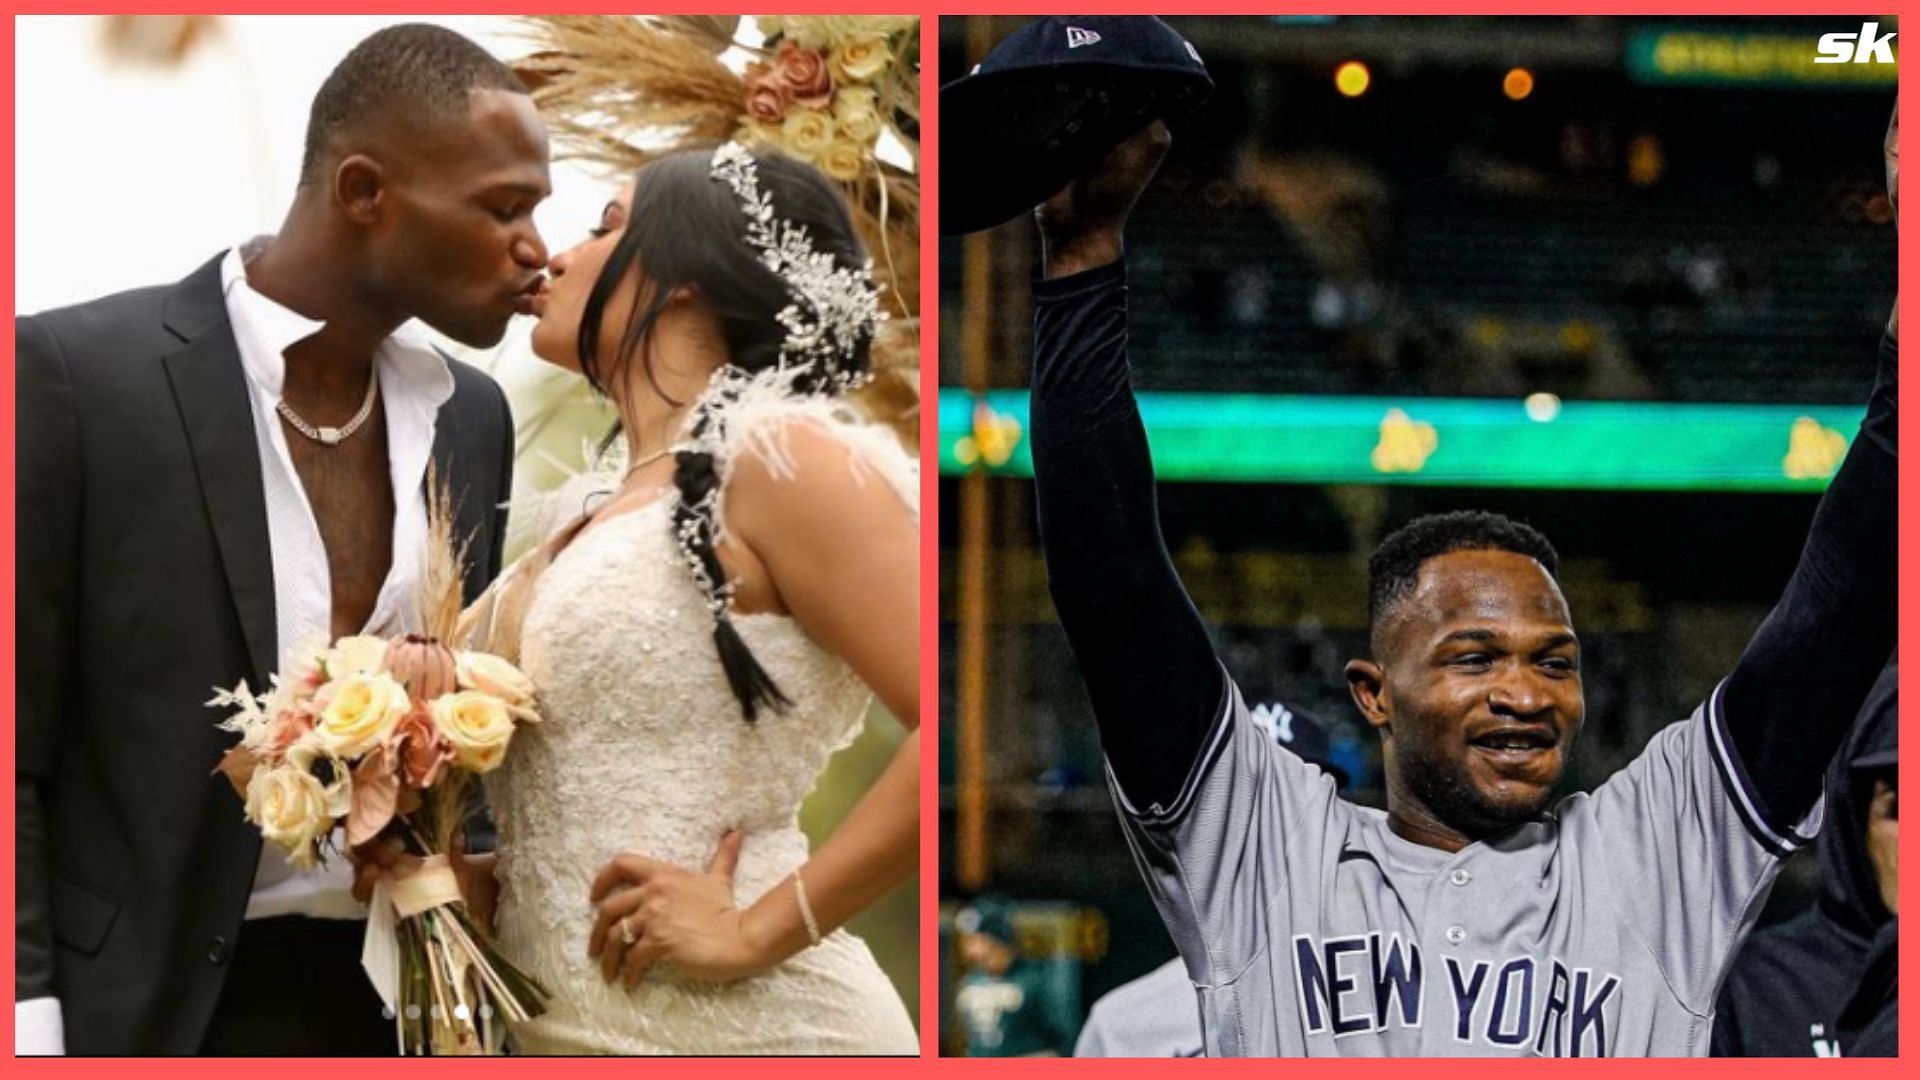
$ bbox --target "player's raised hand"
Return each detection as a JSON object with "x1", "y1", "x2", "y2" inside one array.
[{"x1": 1036, "y1": 119, "x2": 1173, "y2": 279}]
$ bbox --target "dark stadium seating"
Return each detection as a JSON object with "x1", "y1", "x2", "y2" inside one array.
[{"x1": 943, "y1": 178, "x2": 1892, "y2": 404}]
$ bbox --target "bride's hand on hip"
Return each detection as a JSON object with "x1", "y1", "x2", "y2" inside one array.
[{"x1": 586, "y1": 828, "x2": 770, "y2": 986}]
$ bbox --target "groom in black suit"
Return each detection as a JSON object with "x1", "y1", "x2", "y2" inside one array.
[{"x1": 16, "y1": 25, "x2": 551, "y2": 1054}]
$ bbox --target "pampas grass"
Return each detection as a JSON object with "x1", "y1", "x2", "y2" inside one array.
[
  {"x1": 512, "y1": 14, "x2": 921, "y2": 447},
  {"x1": 418, "y1": 464, "x2": 470, "y2": 646},
  {"x1": 514, "y1": 16, "x2": 750, "y2": 169}
]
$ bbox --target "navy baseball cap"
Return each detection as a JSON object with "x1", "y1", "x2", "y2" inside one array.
[
  {"x1": 1249, "y1": 700, "x2": 1350, "y2": 791},
  {"x1": 939, "y1": 16, "x2": 1212, "y2": 236}
]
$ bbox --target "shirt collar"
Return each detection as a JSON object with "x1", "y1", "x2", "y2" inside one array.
[{"x1": 220, "y1": 242, "x2": 456, "y2": 412}]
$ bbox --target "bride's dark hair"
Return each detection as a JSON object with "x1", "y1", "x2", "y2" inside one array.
[{"x1": 575, "y1": 145, "x2": 875, "y2": 723}]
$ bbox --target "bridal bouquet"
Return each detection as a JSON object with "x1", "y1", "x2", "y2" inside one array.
[
  {"x1": 737, "y1": 16, "x2": 918, "y2": 182},
  {"x1": 209, "y1": 482, "x2": 549, "y2": 1054}
]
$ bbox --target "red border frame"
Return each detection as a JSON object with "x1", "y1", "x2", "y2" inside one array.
[{"x1": 2, "y1": 3, "x2": 1911, "y2": 1073}]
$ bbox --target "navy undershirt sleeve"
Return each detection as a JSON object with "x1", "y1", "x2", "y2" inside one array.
[
  {"x1": 1028, "y1": 258, "x2": 1226, "y2": 810},
  {"x1": 1721, "y1": 332, "x2": 1897, "y2": 835}
]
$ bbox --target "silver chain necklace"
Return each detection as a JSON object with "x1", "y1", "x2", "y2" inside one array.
[{"x1": 277, "y1": 365, "x2": 378, "y2": 447}]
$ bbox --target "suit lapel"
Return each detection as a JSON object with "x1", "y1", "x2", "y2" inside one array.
[
  {"x1": 160, "y1": 257, "x2": 278, "y2": 687},
  {"x1": 427, "y1": 370, "x2": 493, "y2": 604}
]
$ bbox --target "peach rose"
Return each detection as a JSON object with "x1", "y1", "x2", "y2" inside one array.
[
  {"x1": 830, "y1": 35, "x2": 893, "y2": 84},
  {"x1": 390, "y1": 709, "x2": 454, "y2": 789},
  {"x1": 263, "y1": 710, "x2": 313, "y2": 757},
  {"x1": 773, "y1": 40, "x2": 833, "y2": 108},
  {"x1": 744, "y1": 65, "x2": 789, "y2": 124}
]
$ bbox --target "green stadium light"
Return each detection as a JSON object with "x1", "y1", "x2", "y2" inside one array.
[{"x1": 938, "y1": 390, "x2": 1861, "y2": 492}]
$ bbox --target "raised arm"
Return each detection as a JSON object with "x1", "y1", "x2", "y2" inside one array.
[
  {"x1": 1028, "y1": 123, "x2": 1226, "y2": 814},
  {"x1": 1719, "y1": 102, "x2": 1898, "y2": 838}
]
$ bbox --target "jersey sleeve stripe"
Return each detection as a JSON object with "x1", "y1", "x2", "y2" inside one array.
[
  {"x1": 1703, "y1": 678, "x2": 1812, "y2": 858},
  {"x1": 1109, "y1": 660, "x2": 1236, "y2": 828}
]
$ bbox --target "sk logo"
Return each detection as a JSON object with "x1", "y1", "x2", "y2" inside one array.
[
  {"x1": 1066, "y1": 26, "x2": 1102, "y2": 50},
  {"x1": 1815, "y1": 22, "x2": 1897, "y2": 64}
]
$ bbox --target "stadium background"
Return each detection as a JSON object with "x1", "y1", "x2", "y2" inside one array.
[{"x1": 934, "y1": 14, "x2": 1896, "y2": 1055}]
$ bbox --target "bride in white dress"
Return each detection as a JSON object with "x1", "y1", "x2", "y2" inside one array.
[{"x1": 458, "y1": 144, "x2": 919, "y2": 1054}]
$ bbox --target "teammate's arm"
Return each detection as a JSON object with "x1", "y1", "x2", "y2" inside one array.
[
  {"x1": 1719, "y1": 102, "x2": 1897, "y2": 835},
  {"x1": 1028, "y1": 122, "x2": 1228, "y2": 811}
]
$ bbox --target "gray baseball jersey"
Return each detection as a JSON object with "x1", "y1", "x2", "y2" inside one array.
[
  {"x1": 1111, "y1": 673, "x2": 1820, "y2": 1056},
  {"x1": 1074, "y1": 958, "x2": 1205, "y2": 1057}
]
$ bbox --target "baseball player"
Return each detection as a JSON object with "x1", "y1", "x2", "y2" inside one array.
[
  {"x1": 953, "y1": 896, "x2": 1077, "y2": 1056},
  {"x1": 1075, "y1": 705, "x2": 1350, "y2": 1057},
  {"x1": 1025, "y1": 109, "x2": 1896, "y2": 1056},
  {"x1": 1712, "y1": 663, "x2": 1897, "y2": 1056}
]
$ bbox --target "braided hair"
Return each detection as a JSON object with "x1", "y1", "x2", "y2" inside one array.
[{"x1": 575, "y1": 146, "x2": 876, "y2": 722}]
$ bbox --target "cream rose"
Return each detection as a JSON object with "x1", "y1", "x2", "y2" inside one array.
[
  {"x1": 760, "y1": 16, "x2": 915, "y2": 51},
  {"x1": 736, "y1": 119, "x2": 784, "y2": 150},
  {"x1": 455, "y1": 651, "x2": 536, "y2": 708},
  {"x1": 818, "y1": 139, "x2": 868, "y2": 183},
  {"x1": 325, "y1": 635, "x2": 389, "y2": 679},
  {"x1": 830, "y1": 35, "x2": 893, "y2": 84},
  {"x1": 246, "y1": 765, "x2": 333, "y2": 869},
  {"x1": 756, "y1": 16, "x2": 791, "y2": 43},
  {"x1": 431, "y1": 692, "x2": 516, "y2": 774},
  {"x1": 782, "y1": 109, "x2": 836, "y2": 158},
  {"x1": 314, "y1": 671, "x2": 410, "y2": 759},
  {"x1": 833, "y1": 87, "x2": 883, "y2": 144}
]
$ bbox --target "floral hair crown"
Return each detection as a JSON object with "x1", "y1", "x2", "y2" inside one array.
[{"x1": 708, "y1": 140, "x2": 883, "y2": 389}]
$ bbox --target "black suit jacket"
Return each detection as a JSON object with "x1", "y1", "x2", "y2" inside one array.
[{"x1": 14, "y1": 254, "x2": 515, "y2": 1054}]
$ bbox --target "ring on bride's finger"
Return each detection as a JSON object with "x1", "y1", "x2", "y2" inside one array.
[{"x1": 620, "y1": 915, "x2": 636, "y2": 946}]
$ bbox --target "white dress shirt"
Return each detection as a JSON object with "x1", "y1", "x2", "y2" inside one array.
[{"x1": 16, "y1": 244, "x2": 457, "y2": 1054}]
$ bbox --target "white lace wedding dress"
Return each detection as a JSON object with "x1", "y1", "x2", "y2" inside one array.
[{"x1": 477, "y1": 403, "x2": 919, "y2": 1055}]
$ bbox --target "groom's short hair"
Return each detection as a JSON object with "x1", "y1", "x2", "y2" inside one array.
[{"x1": 300, "y1": 23, "x2": 528, "y2": 185}]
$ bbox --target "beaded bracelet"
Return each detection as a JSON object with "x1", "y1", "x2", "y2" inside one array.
[{"x1": 794, "y1": 872, "x2": 822, "y2": 947}]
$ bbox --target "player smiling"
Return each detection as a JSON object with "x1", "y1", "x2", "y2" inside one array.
[{"x1": 1025, "y1": 108, "x2": 1896, "y2": 1056}]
